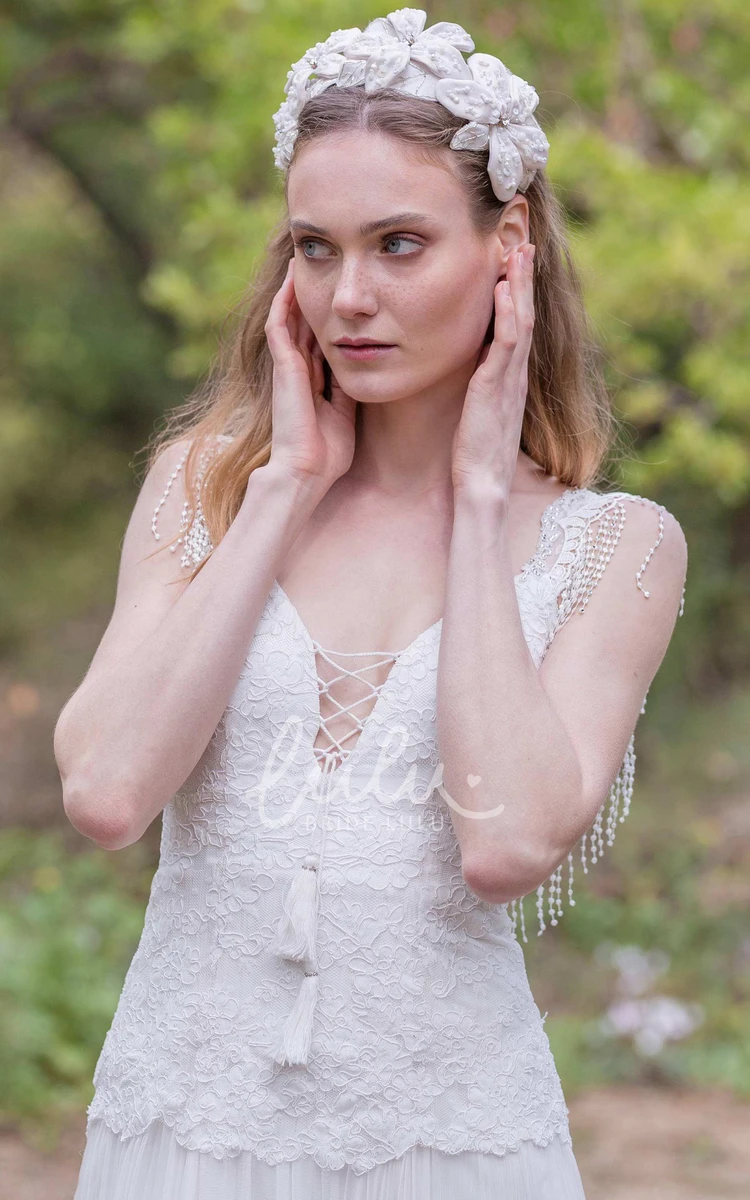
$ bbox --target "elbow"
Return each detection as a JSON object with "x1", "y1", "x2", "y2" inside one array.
[
  {"x1": 462, "y1": 844, "x2": 563, "y2": 908},
  {"x1": 62, "y1": 776, "x2": 143, "y2": 851},
  {"x1": 55, "y1": 713, "x2": 147, "y2": 850}
]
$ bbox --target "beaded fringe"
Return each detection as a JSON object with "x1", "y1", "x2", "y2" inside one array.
[
  {"x1": 151, "y1": 435, "x2": 233, "y2": 570},
  {"x1": 509, "y1": 494, "x2": 686, "y2": 942}
]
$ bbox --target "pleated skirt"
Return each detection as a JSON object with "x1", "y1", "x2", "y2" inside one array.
[{"x1": 73, "y1": 1116, "x2": 587, "y2": 1199}]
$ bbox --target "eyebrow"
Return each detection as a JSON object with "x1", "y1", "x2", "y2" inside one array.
[{"x1": 289, "y1": 211, "x2": 437, "y2": 237}]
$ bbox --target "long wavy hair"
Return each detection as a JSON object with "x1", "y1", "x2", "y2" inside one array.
[{"x1": 144, "y1": 85, "x2": 617, "y2": 580}]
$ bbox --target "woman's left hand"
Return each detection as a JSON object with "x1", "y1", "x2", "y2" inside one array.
[{"x1": 450, "y1": 242, "x2": 536, "y2": 497}]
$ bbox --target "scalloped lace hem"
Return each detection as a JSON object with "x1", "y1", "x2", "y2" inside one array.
[
  {"x1": 83, "y1": 1106, "x2": 573, "y2": 1174},
  {"x1": 75, "y1": 1116, "x2": 587, "y2": 1198}
]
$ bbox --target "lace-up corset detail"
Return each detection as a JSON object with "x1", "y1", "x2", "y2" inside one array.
[
  {"x1": 307, "y1": 638, "x2": 404, "y2": 771},
  {"x1": 84, "y1": 454, "x2": 687, "y2": 1172}
]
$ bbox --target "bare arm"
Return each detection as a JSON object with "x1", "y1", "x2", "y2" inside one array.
[
  {"x1": 54, "y1": 454, "x2": 324, "y2": 850},
  {"x1": 444, "y1": 242, "x2": 687, "y2": 905},
  {"x1": 54, "y1": 256, "x2": 356, "y2": 851},
  {"x1": 438, "y1": 487, "x2": 687, "y2": 904}
]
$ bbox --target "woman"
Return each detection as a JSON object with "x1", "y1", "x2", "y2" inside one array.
[{"x1": 58, "y1": 9, "x2": 688, "y2": 1198}]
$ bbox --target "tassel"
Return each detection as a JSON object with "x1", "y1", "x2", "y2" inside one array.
[
  {"x1": 272, "y1": 969, "x2": 319, "y2": 1066},
  {"x1": 270, "y1": 853, "x2": 319, "y2": 961}
]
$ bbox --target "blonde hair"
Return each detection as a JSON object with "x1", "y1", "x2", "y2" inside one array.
[{"x1": 144, "y1": 86, "x2": 617, "y2": 580}]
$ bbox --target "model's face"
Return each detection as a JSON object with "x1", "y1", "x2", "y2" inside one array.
[{"x1": 286, "y1": 131, "x2": 504, "y2": 404}]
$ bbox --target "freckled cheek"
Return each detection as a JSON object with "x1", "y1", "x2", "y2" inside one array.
[
  {"x1": 291, "y1": 280, "x2": 329, "y2": 342},
  {"x1": 397, "y1": 268, "x2": 492, "y2": 356},
  {"x1": 293, "y1": 262, "x2": 491, "y2": 353}
]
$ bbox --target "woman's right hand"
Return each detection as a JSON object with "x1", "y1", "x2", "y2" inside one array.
[{"x1": 263, "y1": 257, "x2": 357, "y2": 494}]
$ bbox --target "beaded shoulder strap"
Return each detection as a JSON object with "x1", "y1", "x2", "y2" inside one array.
[
  {"x1": 508, "y1": 489, "x2": 687, "y2": 944},
  {"x1": 151, "y1": 434, "x2": 233, "y2": 569}
]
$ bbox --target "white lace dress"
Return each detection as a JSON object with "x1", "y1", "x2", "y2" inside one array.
[{"x1": 73, "y1": 460, "x2": 684, "y2": 1200}]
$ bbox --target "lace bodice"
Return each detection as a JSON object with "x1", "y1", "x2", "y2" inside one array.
[{"x1": 85, "y1": 441, "x2": 686, "y2": 1170}]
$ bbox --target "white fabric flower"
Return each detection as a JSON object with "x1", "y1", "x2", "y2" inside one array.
[
  {"x1": 271, "y1": 7, "x2": 549, "y2": 200},
  {"x1": 435, "y1": 53, "x2": 549, "y2": 201}
]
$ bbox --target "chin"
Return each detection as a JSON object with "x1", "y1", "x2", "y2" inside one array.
[{"x1": 335, "y1": 368, "x2": 438, "y2": 406}]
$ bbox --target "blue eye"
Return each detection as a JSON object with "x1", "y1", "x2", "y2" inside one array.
[
  {"x1": 299, "y1": 239, "x2": 330, "y2": 259},
  {"x1": 383, "y1": 236, "x2": 421, "y2": 255}
]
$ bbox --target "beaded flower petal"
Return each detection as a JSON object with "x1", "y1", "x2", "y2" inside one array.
[{"x1": 271, "y1": 7, "x2": 550, "y2": 203}]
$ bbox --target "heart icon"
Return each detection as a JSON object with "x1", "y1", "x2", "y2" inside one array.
[{"x1": 467, "y1": 775, "x2": 481, "y2": 788}]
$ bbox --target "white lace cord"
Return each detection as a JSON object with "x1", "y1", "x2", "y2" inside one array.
[
  {"x1": 272, "y1": 749, "x2": 337, "y2": 1067},
  {"x1": 507, "y1": 496, "x2": 687, "y2": 940},
  {"x1": 270, "y1": 644, "x2": 399, "y2": 962}
]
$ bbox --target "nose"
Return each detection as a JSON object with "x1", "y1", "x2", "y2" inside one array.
[{"x1": 331, "y1": 255, "x2": 378, "y2": 321}]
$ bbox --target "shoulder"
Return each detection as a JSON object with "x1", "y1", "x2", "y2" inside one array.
[
  {"x1": 145, "y1": 437, "x2": 194, "y2": 547},
  {"x1": 541, "y1": 488, "x2": 687, "y2": 721},
  {"x1": 148, "y1": 433, "x2": 234, "y2": 525},
  {"x1": 556, "y1": 487, "x2": 687, "y2": 630},
  {"x1": 587, "y1": 488, "x2": 687, "y2": 584}
]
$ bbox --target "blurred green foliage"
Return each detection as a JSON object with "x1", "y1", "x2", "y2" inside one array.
[
  {"x1": 1, "y1": 0, "x2": 749, "y2": 1134},
  {"x1": 0, "y1": 0, "x2": 749, "y2": 674},
  {"x1": 0, "y1": 828, "x2": 154, "y2": 1139}
]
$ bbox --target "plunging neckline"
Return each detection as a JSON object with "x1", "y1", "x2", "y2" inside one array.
[{"x1": 273, "y1": 486, "x2": 580, "y2": 779}]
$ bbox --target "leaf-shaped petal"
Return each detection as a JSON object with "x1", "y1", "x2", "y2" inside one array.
[
  {"x1": 449, "y1": 121, "x2": 491, "y2": 151},
  {"x1": 314, "y1": 53, "x2": 346, "y2": 79},
  {"x1": 307, "y1": 76, "x2": 338, "y2": 99},
  {"x1": 364, "y1": 42, "x2": 411, "y2": 93},
  {"x1": 286, "y1": 61, "x2": 313, "y2": 88},
  {"x1": 423, "y1": 21, "x2": 474, "y2": 52},
  {"x1": 487, "y1": 124, "x2": 524, "y2": 202},
  {"x1": 506, "y1": 118, "x2": 550, "y2": 188},
  {"x1": 391, "y1": 64, "x2": 439, "y2": 100},
  {"x1": 321, "y1": 27, "x2": 363, "y2": 55},
  {"x1": 336, "y1": 59, "x2": 367, "y2": 88},
  {"x1": 348, "y1": 22, "x2": 399, "y2": 59},
  {"x1": 467, "y1": 52, "x2": 513, "y2": 101},
  {"x1": 409, "y1": 37, "x2": 471, "y2": 79},
  {"x1": 362, "y1": 16, "x2": 400, "y2": 38},
  {"x1": 507, "y1": 74, "x2": 540, "y2": 123},
  {"x1": 386, "y1": 8, "x2": 428, "y2": 42},
  {"x1": 434, "y1": 77, "x2": 501, "y2": 124}
]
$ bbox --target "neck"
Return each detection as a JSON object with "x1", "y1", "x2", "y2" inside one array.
[{"x1": 344, "y1": 362, "x2": 543, "y2": 498}]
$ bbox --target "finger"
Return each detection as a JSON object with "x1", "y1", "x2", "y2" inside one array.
[
  {"x1": 507, "y1": 245, "x2": 535, "y2": 358},
  {"x1": 481, "y1": 245, "x2": 536, "y2": 389},
  {"x1": 264, "y1": 259, "x2": 298, "y2": 365},
  {"x1": 478, "y1": 279, "x2": 517, "y2": 385}
]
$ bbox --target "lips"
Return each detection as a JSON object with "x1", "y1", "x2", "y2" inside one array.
[
  {"x1": 334, "y1": 340, "x2": 395, "y2": 348},
  {"x1": 334, "y1": 342, "x2": 397, "y2": 360}
]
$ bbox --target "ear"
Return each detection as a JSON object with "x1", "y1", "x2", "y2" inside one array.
[{"x1": 493, "y1": 193, "x2": 530, "y2": 278}]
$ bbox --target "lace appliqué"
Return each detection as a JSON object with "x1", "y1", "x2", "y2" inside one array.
[
  {"x1": 151, "y1": 435, "x2": 233, "y2": 569},
  {"x1": 87, "y1": 577, "x2": 573, "y2": 1169},
  {"x1": 508, "y1": 492, "x2": 687, "y2": 944}
]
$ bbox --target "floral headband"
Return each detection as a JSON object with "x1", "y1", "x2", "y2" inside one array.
[{"x1": 272, "y1": 7, "x2": 549, "y2": 203}]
